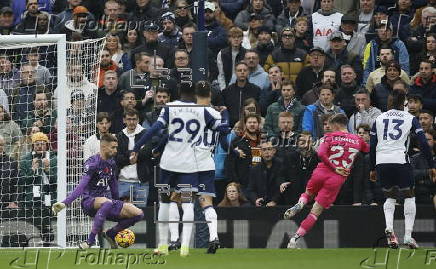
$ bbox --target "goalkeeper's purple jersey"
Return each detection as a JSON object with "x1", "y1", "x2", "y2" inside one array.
[{"x1": 62, "y1": 154, "x2": 119, "y2": 206}]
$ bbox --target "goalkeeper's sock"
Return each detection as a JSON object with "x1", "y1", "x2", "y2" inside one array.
[
  {"x1": 158, "y1": 202, "x2": 170, "y2": 247},
  {"x1": 204, "y1": 206, "x2": 218, "y2": 241},
  {"x1": 106, "y1": 213, "x2": 144, "y2": 239},
  {"x1": 296, "y1": 213, "x2": 318, "y2": 237},
  {"x1": 88, "y1": 201, "x2": 113, "y2": 245},
  {"x1": 404, "y1": 197, "x2": 416, "y2": 241},
  {"x1": 383, "y1": 198, "x2": 396, "y2": 232},
  {"x1": 181, "y1": 202, "x2": 194, "y2": 248},
  {"x1": 298, "y1": 193, "x2": 311, "y2": 205},
  {"x1": 169, "y1": 202, "x2": 180, "y2": 242}
]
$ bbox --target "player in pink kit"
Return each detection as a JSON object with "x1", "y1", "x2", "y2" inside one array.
[{"x1": 284, "y1": 113, "x2": 369, "y2": 248}]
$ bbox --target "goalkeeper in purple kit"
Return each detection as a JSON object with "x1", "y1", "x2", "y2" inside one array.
[{"x1": 52, "y1": 134, "x2": 144, "y2": 249}]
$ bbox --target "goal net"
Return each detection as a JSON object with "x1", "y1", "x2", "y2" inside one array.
[{"x1": 0, "y1": 35, "x2": 105, "y2": 248}]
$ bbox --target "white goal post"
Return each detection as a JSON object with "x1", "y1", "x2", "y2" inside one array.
[{"x1": 0, "y1": 34, "x2": 105, "y2": 248}]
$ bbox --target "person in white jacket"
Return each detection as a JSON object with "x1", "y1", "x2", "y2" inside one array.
[
  {"x1": 309, "y1": 0, "x2": 343, "y2": 52},
  {"x1": 82, "y1": 112, "x2": 112, "y2": 161}
]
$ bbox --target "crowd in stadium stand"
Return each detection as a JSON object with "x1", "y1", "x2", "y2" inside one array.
[{"x1": 0, "y1": 0, "x2": 435, "y2": 218}]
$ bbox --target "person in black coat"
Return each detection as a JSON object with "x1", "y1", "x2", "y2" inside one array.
[
  {"x1": 222, "y1": 61, "x2": 261, "y2": 126},
  {"x1": 225, "y1": 114, "x2": 262, "y2": 194},
  {"x1": 410, "y1": 130, "x2": 436, "y2": 204},
  {"x1": 280, "y1": 131, "x2": 319, "y2": 205},
  {"x1": 247, "y1": 140, "x2": 289, "y2": 207}
]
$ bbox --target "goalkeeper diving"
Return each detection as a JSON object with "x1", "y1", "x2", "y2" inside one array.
[{"x1": 52, "y1": 133, "x2": 144, "y2": 248}]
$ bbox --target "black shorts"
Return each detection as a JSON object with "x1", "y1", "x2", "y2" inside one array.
[{"x1": 376, "y1": 163, "x2": 414, "y2": 191}]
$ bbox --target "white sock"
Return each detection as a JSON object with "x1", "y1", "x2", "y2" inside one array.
[
  {"x1": 158, "y1": 202, "x2": 169, "y2": 247},
  {"x1": 168, "y1": 202, "x2": 180, "y2": 242},
  {"x1": 204, "y1": 206, "x2": 218, "y2": 241},
  {"x1": 404, "y1": 197, "x2": 416, "y2": 241},
  {"x1": 383, "y1": 198, "x2": 396, "y2": 231},
  {"x1": 181, "y1": 203, "x2": 194, "y2": 248}
]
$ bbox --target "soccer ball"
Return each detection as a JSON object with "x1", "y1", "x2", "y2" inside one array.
[{"x1": 115, "y1": 229, "x2": 135, "y2": 248}]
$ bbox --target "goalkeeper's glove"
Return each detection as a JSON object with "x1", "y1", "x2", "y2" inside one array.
[{"x1": 52, "y1": 202, "x2": 66, "y2": 216}]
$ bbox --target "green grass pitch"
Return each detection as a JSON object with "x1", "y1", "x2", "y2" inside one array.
[{"x1": 1, "y1": 248, "x2": 435, "y2": 269}]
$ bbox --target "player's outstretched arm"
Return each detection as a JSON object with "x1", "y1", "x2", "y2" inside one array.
[
  {"x1": 59, "y1": 168, "x2": 93, "y2": 208},
  {"x1": 132, "y1": 120, "x2": 165, "y2": 153}
]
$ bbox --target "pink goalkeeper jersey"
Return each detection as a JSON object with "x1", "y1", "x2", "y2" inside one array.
[{"x1": 317, "y1": 131, "x2": 369, "y2": 172}]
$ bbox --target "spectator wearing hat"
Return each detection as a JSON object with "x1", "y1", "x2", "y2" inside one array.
[
  {"x1": 241, "y1": 13, "x2": 264, "y2": 49},
  {"x1": 340, "y1": 13, "x2": 367, "y2": 58},
  {"x1": 14, "y1": 0, "x2": 58, "y2": 34},
  {"x1": 293, "y1": 16, "x2": 313, "y2": 53},
  {"x1": 407, "y1": 93, "x2": 423, "y2": 117},
  {"x1": 254, "y1": 25, "x2": 275, "y2": 65},
  {"x1": 365, "y1": 45, "x2": 410, "y2": 92},
  {"x1": 234, "y1": 0, "x2": 275, "y2": 32},
  {"x1": 363, "y1": 20, "x2": 410, "y2": 83},
  {"x1": 204, "y1": 1, "x2": 229, "y2": 57},
  {"x1": 67, "y1": 89, "x2": 94, "y2": 137},
  {"x1": 308, "y1": 0, "x2": 343, "y2": 52},
  {"x1": 264, "y1": 27, "x2": 307, "y2": 84},
  {"x1": 295, "y1": 47, "x2": 327, "y2": 98},
  {"x1": 276, "y1": 0, "x2": 306, "y2": 33},
  {"x1": 128, "y1": 0, "x2": 160, "y2": 22},
  {"x1": 158, "y1": 12, "x2": 182, "y2": 49},
  {"x1": 19, "y1": 131, "x2": 57, "y2": 243},
  {"x1": 0, "y1": 7, "x2": 15, "y2": 35},
  {"x1": 325, "y1": 31, "x2": 363, "y2": 84},
  {"x1": 130, "y1": 21, "x2": 174, "y2": 69},
  {"x1": 12, "y1": 0, "x2": 53, "y2": 26},
  {"x1": 56, "y1": 5, "x2": 97, "y2": 40},
  {"x1": 56, "y1": 0, "x2": 95, "y2": 27},
  {"x1": 410, "y1": 59, "x2": 436, "y2": 113},
  {"x1": 217, "y1": 26, "x2": 247, "y2": 90}
]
